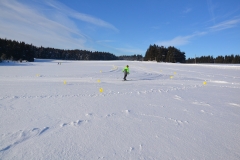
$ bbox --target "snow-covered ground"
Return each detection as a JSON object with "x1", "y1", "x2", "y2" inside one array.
[{"x1": 0, "y1": 59, "x2": 240, "y2": 160}]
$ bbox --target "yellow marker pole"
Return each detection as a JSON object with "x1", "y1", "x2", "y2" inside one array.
[
  {"x1": 99, "y1": 88, "x2": 103, "y2": 92},
  {"x1": 97, "y1": 80, "x2": 101, "y2": 83},
  {"x1": 174, "y1": 72, "x2": 177, "y2": 74},
  {"x1": 64, "y1": 80, "x2": 67, "y2": 85},
  {"x1": 170, "y1": 76, "x2": 174, "y2": 79},
  {"x1": 203, "y1": 81, "x2": 207, "y2": 85}
]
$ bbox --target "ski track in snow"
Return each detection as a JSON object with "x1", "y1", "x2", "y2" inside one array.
[
  {"x1": 1, "y1": 60, "x2": 240, "y2": 159},
  {"x1": 0, "y1": 84, "x2": 204, "y2": 101}
]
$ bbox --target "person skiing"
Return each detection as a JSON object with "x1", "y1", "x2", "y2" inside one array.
[{"x1": 123, "y1": 65, "x2": 129, "y2": 81}]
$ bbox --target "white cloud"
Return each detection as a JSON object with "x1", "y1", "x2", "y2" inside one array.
[
  {"x1": 156, "y1": 16, "x2": 240, "y2": 47},
  {"x1": 45, "y1": 0, "x2": 119, "y2": 32},
  {"x1": 0, "y1": 0, "x2": 118, "y2": 50},
  {"x1": 209, "y1": 18, "x2": 240, "y2": 31},
  {"x1": 156, "y1": 32, "x2": 206, "y2": 47},
  {"x1": 207, "y1": 0, "x2": 216, "y2": 24},
  {"x1": 183, "y1": 8, "x2": 192, "y2": 14},
  {"x1": 156, "y1": 36, "x2": 191, "y2": 46}
]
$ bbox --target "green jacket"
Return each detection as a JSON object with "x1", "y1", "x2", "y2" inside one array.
[{"x1": 123, "y1": 66, "x2": 129, "y2": 73}]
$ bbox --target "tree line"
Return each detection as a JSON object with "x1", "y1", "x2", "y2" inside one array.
[
  {"x1": 0, "y1": 38, "x2": 35, "y2": 62},
  {"x1": 144, "y1": 44, "x2": 186, "y2": 63},
  {"x1": 0, "y1": 38, "x2": 120, "y2": 62},
  {"x1": 186, "y1": 55, "x2": 240, "y2": 63},
  {"x1": 118, "y1": 55, "x2": 143, "y2": 61},
  {"x1": 0, "y1": 38, "x2": 239, "y2": 63},
  {"x1": 144, "y1": 44, "x2": 240, "y2": 64}
]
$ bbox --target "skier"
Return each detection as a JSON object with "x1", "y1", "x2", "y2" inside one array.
[{"x1": 122, "y1": 65, "x2": 129, "y2": 81}]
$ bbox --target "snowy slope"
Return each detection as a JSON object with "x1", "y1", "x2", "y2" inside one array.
[{"x1": 0, "y1": 59, "x2": 240, "y2": 160}]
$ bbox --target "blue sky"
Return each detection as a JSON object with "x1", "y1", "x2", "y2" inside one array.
[{"x1": 0, "y1": 0, "x2": 240, "y2": 58}]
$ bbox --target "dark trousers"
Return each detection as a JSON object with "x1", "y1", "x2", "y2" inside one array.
[{"x1": 123, "y1": 71, "x2": 128, "y2": 80}]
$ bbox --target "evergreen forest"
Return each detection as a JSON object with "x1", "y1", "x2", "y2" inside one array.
[
  {"x1": 0, "y1": 38, "x2": 239, "y2": 63},
  {"x1": 144, "y1": 44, "x2": 186, "y2": 63},
  {"x1": 144, "y1": 44, "x2": 240, "y2": 64},
  {"x1": 0, "y1": 38, "x2": 118, "y2": 62},
  {"x1": 186, "y1": 55, "x2": 240, "y2": 64}
]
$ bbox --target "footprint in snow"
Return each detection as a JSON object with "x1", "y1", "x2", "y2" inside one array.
[
  {"x1": 60, "y1": 123, "x2": 68, "y2": 127},
  {"x1": 174, "y1": 95, "x2": 183, "y2": 101},
  {"x1": 0, "y1": 127, "x2": 49, "y2": 152},
  {"x1": 127, "y1": 145, "x2": 143, "y2": 154},
  {"x1": 105, "y1": 113, "x2": 116, "y2": 118},
  {"x1": 70, "y1": 120, "x2": 83, "y2": 126},
  {"x1": 200, "y1": 110, "x2": 213, "y2": 115},
  {"x1": 192, "y1": 101, "x2": 211, "y2": 106},
  {"x1": 85, "y1": 113, "x2": 93, "y2": 116},
  {"x1": 229, "y1": 103, "x2": 240, "y2": 107},
  {"x1": 129, "y1": 147, "x2": 134, "y2": 152},
  {"x1": 168, "y1": 118, "x2": 189, "y2": 125},
  {"x1": 123, "y1": 110, "x2": 131, "y2": 114},
  {"x1": 60, "y1": 120, "x2": 88, "y2": 128}
]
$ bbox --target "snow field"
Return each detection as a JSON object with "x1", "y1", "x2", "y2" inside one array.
[{"x1": 0, "y1": 60, "x2": 240, "y2": 159}]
